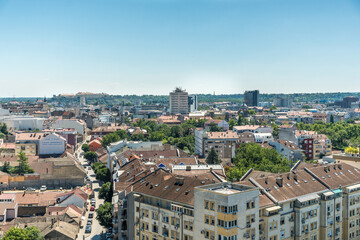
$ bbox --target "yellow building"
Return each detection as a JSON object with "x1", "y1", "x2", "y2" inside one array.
[
  {"x1": 313, "y1": 134, "x2": 332, "y2": 159},
  {"x1": 15, "y1": 143, "x2": 37, "y2": 156}
]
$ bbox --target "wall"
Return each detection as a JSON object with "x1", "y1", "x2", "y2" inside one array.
[{"x1": 39, "y1": 134, "x2": 66, "y2": 155}]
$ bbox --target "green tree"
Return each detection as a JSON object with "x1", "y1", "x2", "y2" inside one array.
[
  {"x1": 115, "y1": 129, "x2": 128, "y2": 139},
  {"x1": 206, "y1": 147, "x2": 220, "y2": 164},
  {"x1": 228, "y1": 119, "x2": 236, "y2": 130},
  {"x1": 84, "y1": 151, "x2": 97, "y2": 162},
  {"x1": 81, "y1": 144, "x2": 90, "y2": 153},
  {"x1": 101, "y1": 133, "x2": 121, "y2": 148},
  {"x1": 330, "y1": 115, "x2": 334, "y2": 124},
  {"x1": 209, "y1": 123, "x2": 222, "y2": 132},
  {"x1": 1, "y1": 161, "x2": 10, "y2": 173},
  {"x1": 92, "y1": 162, "x2": 104, "y2": 171},
  {"x1": 170, "y1": 126, "x2": 183, "y2": 138},
  {"x1": 10, "y1": 151, "x2": 34, "y2": 175},
  {"x1": 248, "y1": 109, "x2": 256, "y2": 116},
  {"x1": 0, "y1": 132, "x2": 5, "y2": 139},
  {"x1": 227, "y1": 143, "x2": 291, "y2": 181},
  {"x1": 96, "y1": 202, "x2": 113, "y2": 228},
  {"x1": 3, "y1": 226, "x2": 44, "y2": 240},
  {"x1": 0, "y1": 123, "x2": 8, "y2": 135},
  {"x1": 99, "y1": 182, "x2": 113, "y2": 202},
  {"x1": 272, "y1": 123, "x2": 279, "y2": 138},
  {"x1": 149, "y1": 131, "x2": 166, "y2": 141},
  {"x1": 237, "y1": 114, "x2": 249, "y2": 126},
  {"x1": 96, "y1": 167, "x2": 111, "y2": 182},
  {"x1": 129, "y1": 133, "x2": 145, "y2": 141}
]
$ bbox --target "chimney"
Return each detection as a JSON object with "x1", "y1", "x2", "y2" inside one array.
[
  {"x1": 338, "y1": 164, "x2": 342, "y2": 170},
  {"x1": 334, "y1": 164, "x2": 336, "y2": 170},
  {"x1": 324, "y1": 166, "x2": 327, "y2": 173},
  {"x1": 265, "y1": 177, "x2": 268, "y2": 184},
  {"x1": 186, "y1": 166, "x2": 191, "y2": 171},
  {"x1": 287, "y1": 173, "x2": 290, "y2": 180},
  {"x1": 276, "y1": 175, "x2": 283, "y2": 187},
  {"x1": 293, "y1": 173, "x2": 297, "y2": 181}
]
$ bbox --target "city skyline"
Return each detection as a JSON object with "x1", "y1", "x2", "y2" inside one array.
[{"x1": 0, "y1": 0, "x2": 360, "y2": 97}]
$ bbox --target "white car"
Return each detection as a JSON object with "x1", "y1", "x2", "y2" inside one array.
[{"x1": 40, "y1": 185, "x2": 47, "y2": 191}]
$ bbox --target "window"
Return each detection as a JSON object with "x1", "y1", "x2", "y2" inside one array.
[
  {"x1": 218, "y1": 205, "x2": 238, "y2": 213},
  {"x1": 217, "y1": 219, "x2": 237, "y2": 229},
  {"x1": 205, "y1": 215, "x2": 215, "y2": 225},
  {"x1": 218, "y1": 235, "x2": 237, "y2": 240},
  {"x1": 162, "y1": 216, "x2": 169, "y2": 223},
  {"x1": 184, "y1": 220, "x2": 193, "y2": 231},
  {"x1": 162, "y1": 228, "x2": 169, "y2": 237},
  {"x1": 205, "y1": 200, "x2": 215, "y2": 210},
  {"x1": 246, "y1": 200, "x2": 255, "y2": 209},
  {"x1": 171, "y1": 230, "x2": 179, "y2": 240},
  {"x1": 141, "y1": 209, "x2": 149, "y2": 218},
  {"x1": 152, "y1": 212, "x2": 158, "y2": 220},
  {"x1": 204, "y1": 230, "x2": 215, "y2": 239},
  {"x1": 280, "y1": 216, "x2": 285, "y2": 225},
  {"x1": 152, "y1": 224, "x2": 158, "y2": 233},
  {"x1": 184, "y1": 235, "x2": 193, "y2": 240},
  {"x1": 171, "y1": 217, "x2": 180, "y2": 226}
]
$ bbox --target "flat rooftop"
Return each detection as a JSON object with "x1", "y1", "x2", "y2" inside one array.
[{"x1": 195, "y1": 182, "x2": 257, "y2": 194}]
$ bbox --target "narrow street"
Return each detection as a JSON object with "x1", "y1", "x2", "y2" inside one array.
[{"x1": 76, "y1": 141, "x2": 107, "y2": 240}]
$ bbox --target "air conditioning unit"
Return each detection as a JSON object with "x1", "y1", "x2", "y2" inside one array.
[
  {"x1": 247, "y1": 223, "x2": 251, "y2": 228},
  {"x1": 243, "y1": 233, "x2": 250, "y2": 238}
]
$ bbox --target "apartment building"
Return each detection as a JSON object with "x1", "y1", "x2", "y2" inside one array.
[
  {"x1": 169, "y1": 88, "x2": 189, "y2": 114},
  {"x1": 115, "y1": 160, "x2": 360, "y2": 240},
  {"x1": 269, "y1": 140, "x2": 303, "y2": 162},
  {"x1": 194, "y1": 129, "x2": 238, "y2": 160},
  {"x1": 244, "y1": 90, "x2": 259, "y2": 107},
  {"x1": 15, "y1": 132, "x2": 66, "y2": 156},
  {"x1": 312, "y1": 134, "x2": 332, "y2": 159},
  {"x1": 295, "y1": 130, "x2": 315, "y2": 160},
  {"x1": 119, "y1": 169, "x2": 222, "y2": 240},
  {"x1": 233, "y1": 125, "x2": 273, "y2": 134}
]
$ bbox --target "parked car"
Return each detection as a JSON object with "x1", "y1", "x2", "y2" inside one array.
[
  {"x1": 91, "y1": 202, "x2": 95, "y2": 207},
  {"x1": 90, "y1": 206, "x2": 95, "y2": 211},
  {"x1": 91, "y1": 198, "x2": 96, "y2": 203},
  {"x1": 85, "y1": 176, "x2": 90, "y2": 181},
  {"x1": 26, "y1": 187, "x2": 36, "y2": 191},
  {"x1": 40, "y1": 185, "x2": 47, "y2": 191},
  {"x1": 87, "y1": 219, "x2": 92, "y2": 225},
  {"x1": 88, "y1": 213, "x2": 94, "y2": 218},
  {"x1": 85, "y1": 225, "x2": 92, "y2": 233}
]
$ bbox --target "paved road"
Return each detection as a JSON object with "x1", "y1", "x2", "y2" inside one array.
[{"x1": 76, "y1": 143, "x2": 107, "y2": 240}]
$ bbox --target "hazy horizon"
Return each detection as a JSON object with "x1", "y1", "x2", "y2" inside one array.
[{"x1": 1, "y1": 0, "x2": 359, "y2": 97}]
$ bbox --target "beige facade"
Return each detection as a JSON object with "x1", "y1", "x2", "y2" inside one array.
[
  {"x1": 195, "y1": 129, "x2": 238, "y2": 160},
  {"x1": 169, "y1": 88, "x2": 189, "y2": 114},
  {"x1": 116, "y1": 163, "x2": 360, "y2": 240},
  {"x1": 15, "y1": 143, "x2": 37, "y2": 156}
]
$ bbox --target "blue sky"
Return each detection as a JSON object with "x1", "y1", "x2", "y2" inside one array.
[{"x1": 0, "y1": 0, "x2": 359, "y2": 97}]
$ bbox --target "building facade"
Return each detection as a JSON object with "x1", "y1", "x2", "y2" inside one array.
[
  {"x1": 244, "y1": 90, "x2": 259, "y2": 107},
  {"x1": 169, "y1": 88, "x2": 189, "y2": 114},
  {"x1": 195, "y1": 129, "x2": 238, "y2": 159}
]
